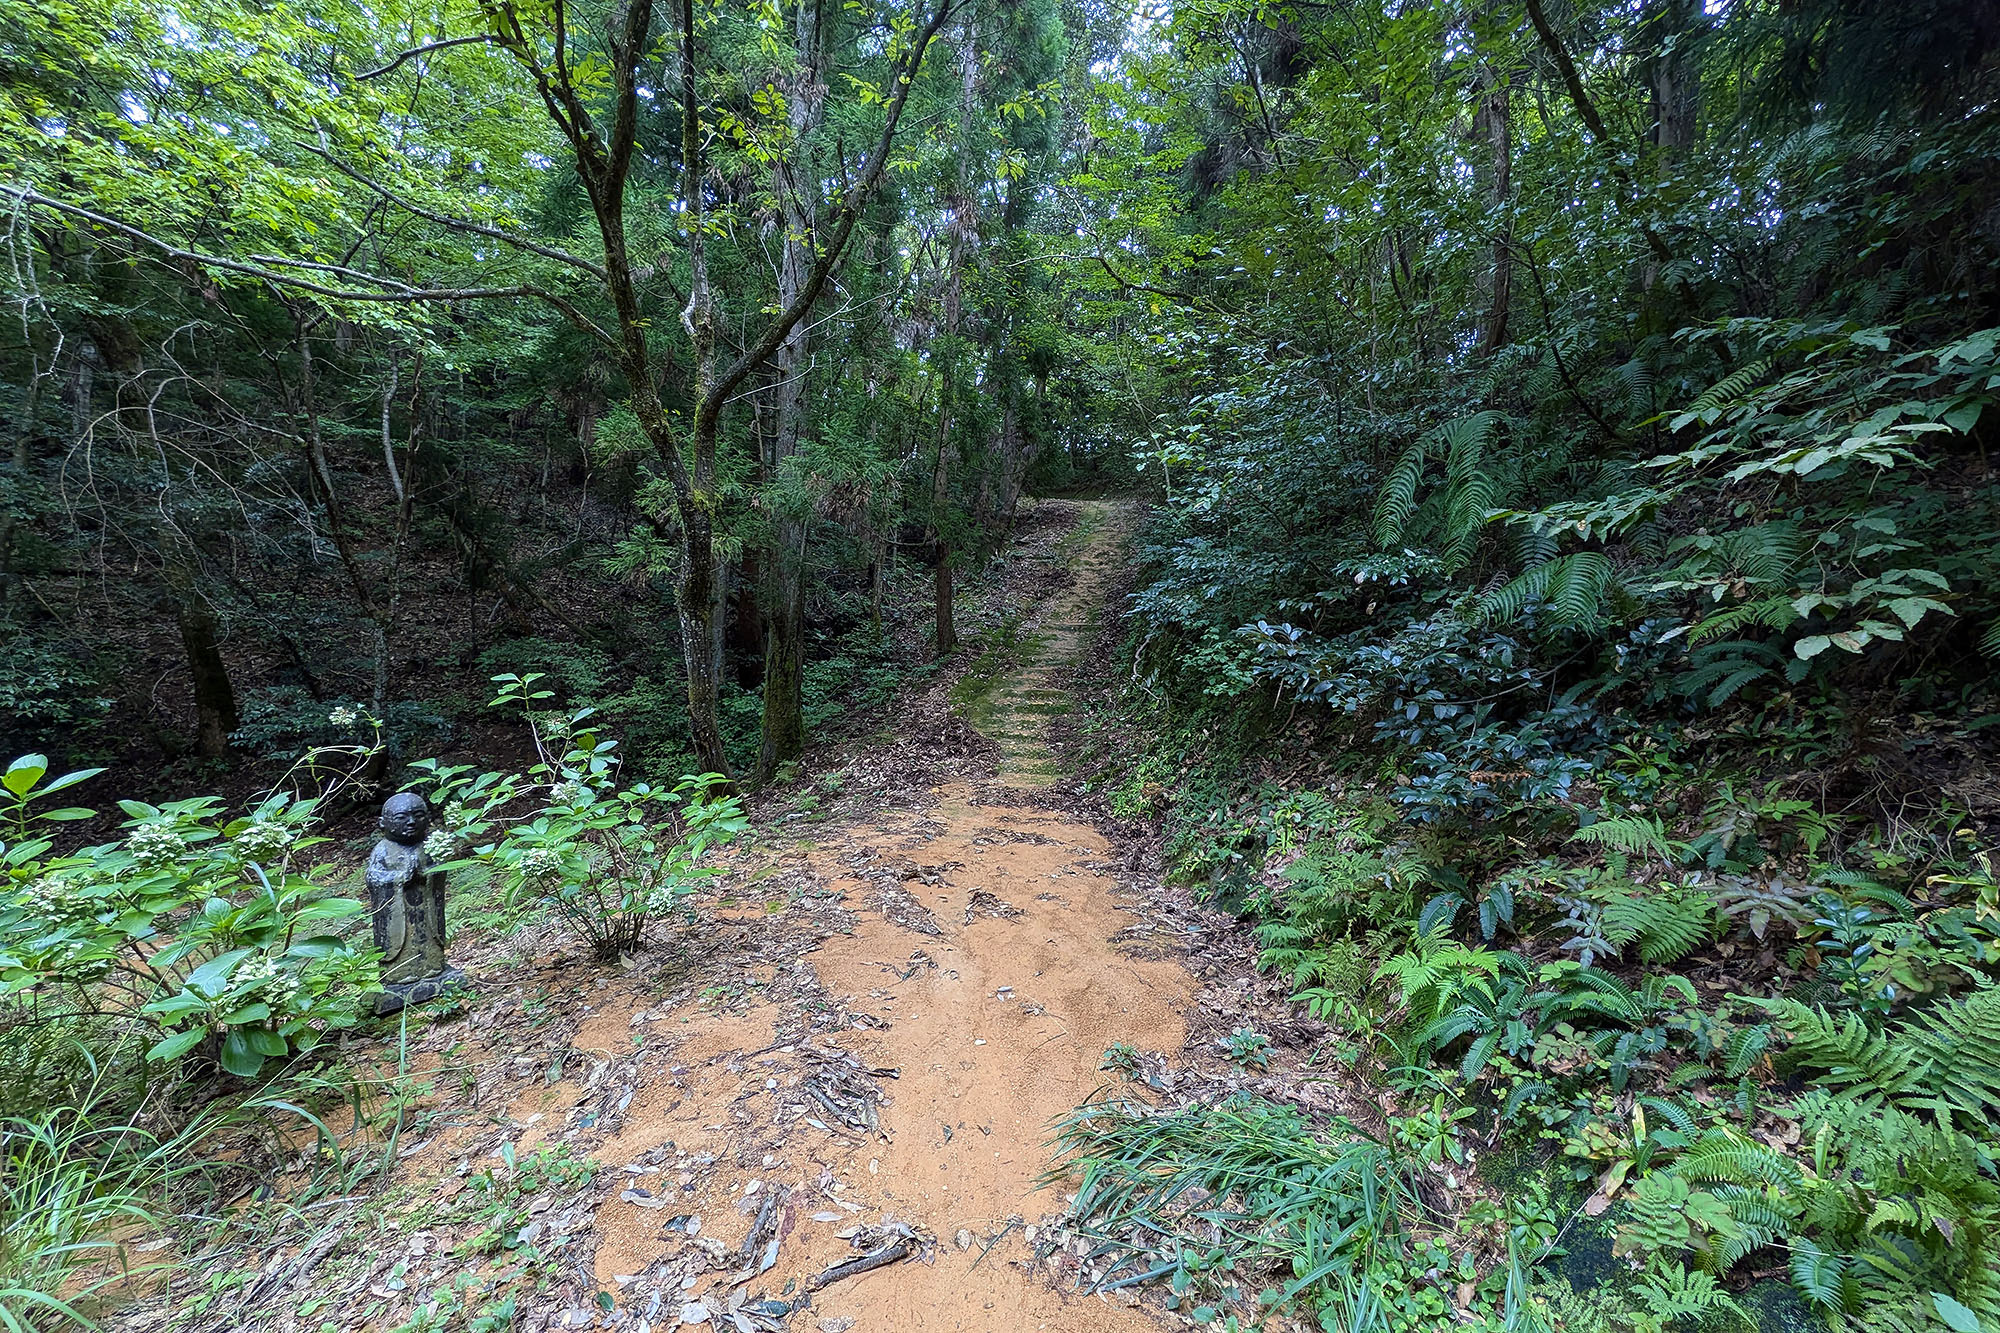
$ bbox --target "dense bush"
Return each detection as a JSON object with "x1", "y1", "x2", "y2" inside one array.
[
  {"x1": 1, "y1": 753, "x2": 377, "y2": 1081},
  {"x1": 1055, "y1": 1, "x2": 2000, "y2": 1328}
]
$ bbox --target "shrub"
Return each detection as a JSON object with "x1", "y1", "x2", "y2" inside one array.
[
  {"x1": 0, "y1": 753, "x2": 378, "y2": 1081},
  {"x1": 414, "y1": 674, "x2": 748, "y2": 961}
]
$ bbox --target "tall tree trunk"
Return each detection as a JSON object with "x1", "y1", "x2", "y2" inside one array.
[
  {"x1": 676, "y1": 505, "x2": 732, "y2": 775},
  {"x1": 758, "y1": 541, "x2": 807, "y2": 775},
  {"x1": 927, "y1": 3, "x2": 978, "y2": 659},
  {"x1": 869, "y1": 540, "x2": 885, "y2": 631},
  {"x1": 756, "y1": 0, "x2": 827, "y2": 781},
  {"x1": 933, "y1": 546, "x2": 955, "y2": 656},
  {"x1": 930, "y1": 405, "x2": 957, "y2": 656},
  {"x1": 1476, "y1": 63, "x2": 1512, "y2": 355},
  {"x1": 1641, "y1": 0, "x2": 1701, "y2": 152}
]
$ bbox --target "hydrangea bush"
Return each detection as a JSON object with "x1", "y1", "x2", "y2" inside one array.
[
  {"x1": 412, "y1": 674, "x2": 747, "y2": 960},
  {"x1": 1, "y1": 754, "x2": 378, "y2": 1080}
]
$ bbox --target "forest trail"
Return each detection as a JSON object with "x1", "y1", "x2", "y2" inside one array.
[
  {"x1": 973, "y1": 501, "x2": 1129, "y2": 786},
  {"x1": 560, "y1": 501, "x2": 1191, "y2": 1333}
]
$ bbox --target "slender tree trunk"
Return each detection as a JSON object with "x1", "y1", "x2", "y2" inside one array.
[
  {"x1": 1477, "y1": 63, "x2": 1512, "y2": 355},
  {"x1": 1641, "y1": 0, "x2": 1701, "y2": 152},
  {"x1": 933, "y1": 548, "x2": 955, "y2": 656},
  {"x1": 756, "y1": 0, "x2": 828, "y2": 781},
  {"x1": 930, "y1": 403, "x2": 957, "y2": 656},
  {"x1": 0, "y1": 425, "x2": 27, "y2": 610},
  {"x1": 176, "y1": 594, "x2": 237, "y2": 759},
  {"x1": 676, "y1": 503, "x2": 732, "y2": 775},
  {"x1": 926, "y1": 4, "x2": 978, "y2": 659},
  {"x1": 869, "y1": 541, "x2": 884, "y2": 631},
  {"x1": 757, "y1": 540, "x2": 806, "y2": 775}
]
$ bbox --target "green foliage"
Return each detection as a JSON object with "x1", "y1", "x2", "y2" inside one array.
[
  {"x1": 1222, "y1": 1027, "x2": 1271, "y2": 1070},
  {"x1": 0, "y1": 755, "x2": 376, "y2": 1080},
  {"x1": 1759, "y1": 988, "x2": 2000, "y2": 1131},
  {"x1": 1051, "y1": 1094, "x2": 1417, "y2": 1325},
  {"x1": 0, "y1": 1069, "x2": 223, "y2": 1330},
  {"x1": 1099, "y1": 1042, "x2": 1142, "y2": 1078},
  {"x1": 413, "y1": 674, "x2": 747, "y2": 961},
  {"x1": 1599, "y1": 889, "x2": 1717, "y2": 966}
]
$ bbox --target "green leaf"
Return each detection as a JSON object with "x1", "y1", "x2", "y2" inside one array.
[
  {"x1": 184, "y1": 948, "x2": 254, "y2": 997},
  {"x1": 285, "y1": 935, "x2": 353, "y2": 958},
  {"x1": 140, "y1": 993, "x2": 209, "y2": 1020},
  {"x1": 1932, "y1": 1294, "x2": 1981, "y2": 1333},
  {"x1": 147, "y1": 1028, "x2": 206, "y2": 1063},
  {"x1": 1886, "y1": 597, "x2": 1951, "y2": 628},
  {"x1": 219, "y1": 1028, "x2": 267, "y2": 1077},
  {"x1": 37, "y1": 808, "x2": 96, "y2": 822},
  {"x1": 1794, "y1": 635, "x2": 1833, "y2": 659},
  {"x1": 3, "y1": 755, "x2": 48, "y2": 797},
  {"x1": 37, "y1": 768, "x2": 104, "y2": 797},
  {"x1": 247, "y1": 1027, "x2": 288, "y2": 1057},
  {"x1": 1942, "y1": 400, "x2": 1985, "y2": 433}
]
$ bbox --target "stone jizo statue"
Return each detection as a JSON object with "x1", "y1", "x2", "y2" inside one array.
[{"x1": 366, "y1": 792, "x2": 463, "y2": 1015}]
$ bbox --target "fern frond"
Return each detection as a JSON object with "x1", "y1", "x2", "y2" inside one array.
[
  {"x1": 1687, "y1": 597, "x2": 1801, "y2": 646},
  {"x1": 1602, "y1": 891, "x2": 1717, "y2": 964},
  {"x1": 1682, "y1": 358, "x2": 1774, "y2": 418},
  {"x1": 1789, "y1": 1237, "x2": 1854, "y2": 1316},
  {"x1": 1676, "y1": 1129, "x2": 1804, "y2": 1191},
  {"x1": 1760, "y1": 999, "x2": 1924, "y2": 1105},
  {"x1": 1373, "y1": 442, "x2": 1426, "y2": 547},
  {"x1": 1546, "y1": 552, "x2": 1615, "y2": 627},
  {"x1": 1639, "y1": 1095, "x2": 1700, "y2": 1138},
  {"x1": 1571, "y1": 815, "x2": 1676, "y2": 859},
  {"x1": 1372, "y1": 411, "x2": 1502, "y2": 548},
  {"x1": 1723, "y1": 1025, "x2": 1772, "y2": 1077},
  {"x1": 1440, "y1": 468, "x2": 1496, "y2": 572},
  {"x1": 1477, "y1": 552, "x2": 1618, "y2": 629}
]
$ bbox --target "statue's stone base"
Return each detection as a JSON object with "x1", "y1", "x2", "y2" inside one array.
[{"x1": 373, "y1": 967, "x2": 468, "y2": 1016}]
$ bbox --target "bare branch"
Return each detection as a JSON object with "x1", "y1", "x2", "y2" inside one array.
[
  {"x1": 309, "y1": 149, "x2": 610, "y2": 279},
  {"x1": 357, "y1": 35, "x2": 500, "y2": 80},
  {"x1": 3, "y1": 185, "x2": 618, "y2": 348}
]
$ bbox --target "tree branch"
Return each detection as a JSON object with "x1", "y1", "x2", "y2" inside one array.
[
  {"x1": 357, "y1": 35, "x2": 501, "y2": 80},
  {"x1": 699, "y1": 0, "x2": 960, "y2": 440},
  {"x1": 5, "y1": 186, "x2": 617, "y2": 348},
  {"x1": 309, "y1": 149, "x2": 609, "y2": 279},
  {"x1": 1521, "y1": 0, "x2": 1673, "y2": 265}
]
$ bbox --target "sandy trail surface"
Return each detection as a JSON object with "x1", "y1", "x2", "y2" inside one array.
[{"x1": 576, "y1": 502, "x2": 1190, "y2": 1332}]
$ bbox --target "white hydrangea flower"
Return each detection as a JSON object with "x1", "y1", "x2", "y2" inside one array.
[
  {"x1": 443, "y1": 800, "x2": 470, "y2": 829},
  {"x1": 233, "y1": 821, "x2": 295, "y2": 862},
  {"x1": 422, "y1": 829, "x2": 458, "y2": 861},
  {"x1": 548, "y1": 780, "x2": 589, "y2": 806},
  {"x1": 233, "y1": 955, "x2": 302, "y2": 1009},
  {"x1": 328, "y1": 705, "x2": 361, "y2": 727},
  {"x1": 516, "y1": 847, "x2": 563, "y2": 882},
  {"x1": 126, "y1": 825, "x2": 187, "y2": 868},
  {"x1": 17, "y1": 874, "x2": 80, "y2": 919}
]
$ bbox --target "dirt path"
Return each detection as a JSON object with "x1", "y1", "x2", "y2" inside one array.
[
  {"x1": 578, "y1": 502, "x2": 1191, "y2": 1332},
  {"x1": 102, "y1": 504, "x2": 1296, "y2": 1333},
  {"x1": 976, "y1": 503, "x2": 1124, "y2": 787}
]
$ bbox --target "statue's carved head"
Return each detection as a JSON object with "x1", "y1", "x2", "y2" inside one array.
[{"x1": 379, "y1": 792, "x2": 432, "y2": 845}]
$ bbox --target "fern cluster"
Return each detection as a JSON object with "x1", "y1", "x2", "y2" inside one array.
[{"x1": 1761, "y1": 987, "x2": 2000, "y2": 1130}]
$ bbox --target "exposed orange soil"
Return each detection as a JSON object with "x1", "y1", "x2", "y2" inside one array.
[{"x1": 574, "y1": 503, "x2": 1189, "y2": 1331}]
